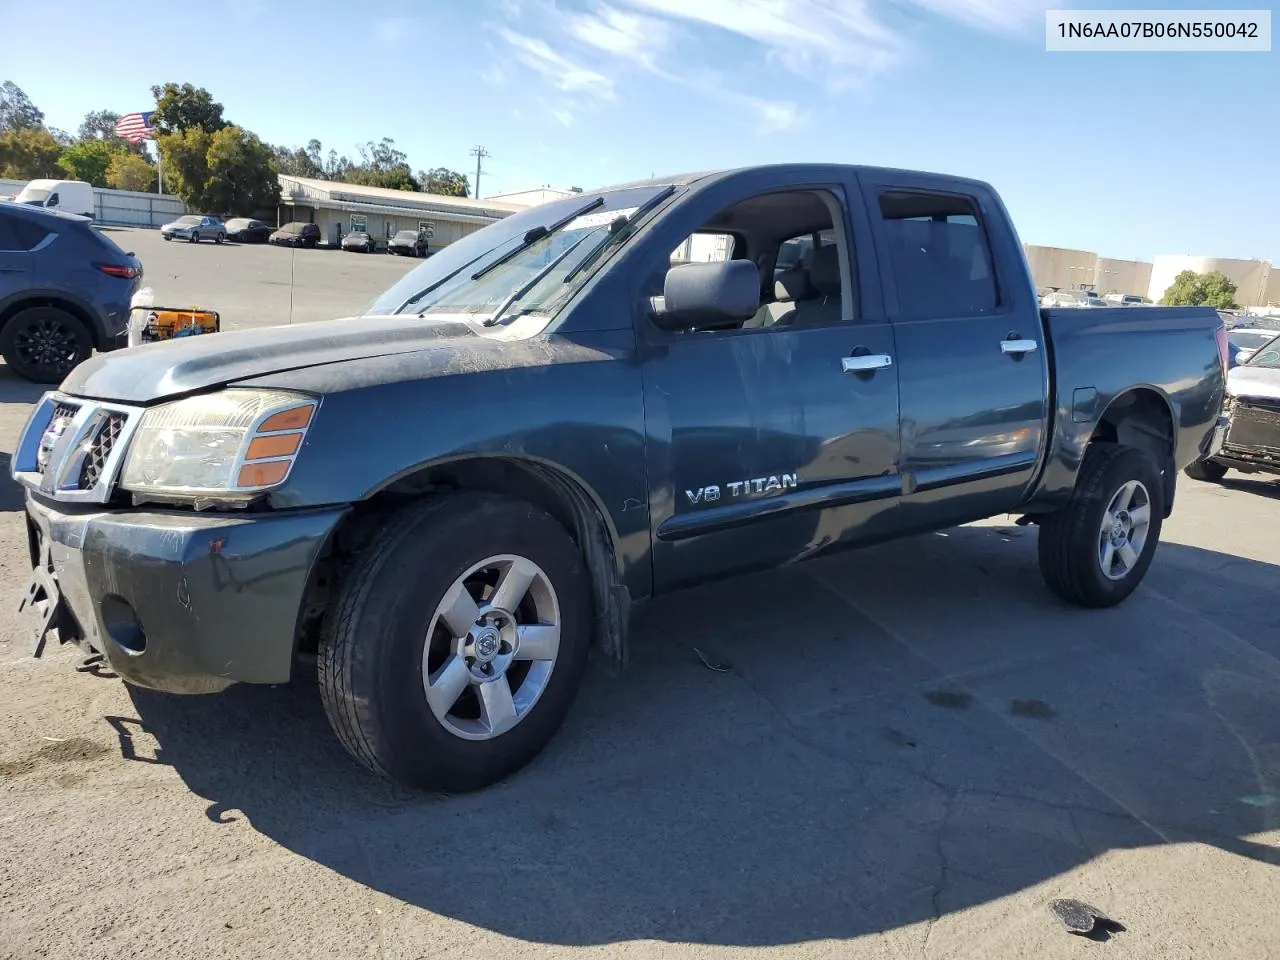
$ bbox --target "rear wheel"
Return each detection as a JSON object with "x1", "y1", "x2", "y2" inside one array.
[
  {"x1": 1037, "y1": 443, "x2": 1164, "y2": 608},
  {"x1": 1184, "y1": 458, "x2": 1228, "y2": 483},
  {"x1": 318, "y1": 493, "x2": 593, "y2": 791},
  {"x1": 0, "y1": 306, "x2": 93, "y2": 383},
  {"x1": 215, "y1": 232, "x2": 225, "y2": 244}
]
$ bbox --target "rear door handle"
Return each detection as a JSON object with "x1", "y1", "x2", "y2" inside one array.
[
  {"x1": 1001, "y1": 339, "x2": 1038, "y2": 355},
  {"x1": 842, "y1": 354, "x2": 893, "y2": 373}
]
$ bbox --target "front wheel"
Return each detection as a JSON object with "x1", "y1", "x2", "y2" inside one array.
[
  {"x1": 318, "y1": 493, "x2": 593, "y2": 791},
  {"x1": 1184, "y1": 458, "x2": 1228, "y2": 483},
  {"x1": 1037, "y1": 443, "x2": 1164, "y2": 608},
  {"x1": 190, "y1": 232, "x2": 199, "y2": 244},
  {"x1": 163, "y1": 234, "x2": 172, "y2": 241},
  {"x1": 0, "y1": 306, "x2": 93, "y2": 383}
]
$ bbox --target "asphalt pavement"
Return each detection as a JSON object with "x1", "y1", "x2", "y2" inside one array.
[{"x1": 0, "y1": 232, "x2": 1277, "y2": 959}]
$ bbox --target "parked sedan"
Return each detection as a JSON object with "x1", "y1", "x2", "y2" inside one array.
[
  {"x1": 0, "y1": 201, "x2": 141, "y2": 382},
  {"x1": 225, "y1": 218, "x2": 272, "y2": 243},
  {"x1": 160, "y1": 215, "x2": 226, "y2": 244},
  {"x1": 388, "y1": 229, "x2": 429, "y2": 257},
  {"x1": 341, "y1": 231, "x2": 377, "y2": 253},
  {"x1": 269, "y1": 221, "x2": 321, "y2": 248}
]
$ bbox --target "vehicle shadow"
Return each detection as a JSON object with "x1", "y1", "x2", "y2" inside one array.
[
  {"x1": 1220, "y1": 475, "x2": 1280, "y2": 499},
  {"x1": 116, "y1": 531, "x2": 1280, "y2": 947}
]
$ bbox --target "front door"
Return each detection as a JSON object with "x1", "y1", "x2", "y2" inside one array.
[
  {"x1": 0, "y1": 211, "x2": 34, "y2": 296},
  {"x1": 860, "y1": 175, "x2": 1049, "y2": 531},
  {"x1": 639, "y1": 181, "x2": 901, "y2": 593}
]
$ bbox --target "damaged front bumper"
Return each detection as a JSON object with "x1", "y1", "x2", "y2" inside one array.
[{"x1": 21, "y1": 493, "x2": 347, "y2": 694}]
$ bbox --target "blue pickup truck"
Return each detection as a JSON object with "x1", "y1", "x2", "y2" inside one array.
[{"x1": 14, "y1": 164, "x2": 1229, "y2": 791}]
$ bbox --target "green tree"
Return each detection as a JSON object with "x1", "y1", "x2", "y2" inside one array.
[
  {"x1": 0, "y1": 81, "x2": 44, "y2": 131},
  {"x1": 157, "y1": 127, "x2": 213, "y2": 206},
  {"x1": 57, "y1": 137, "x2": 121, "y2": 187},
  {"x1": 420, "y1": 167, "x2": 469, "y2": 197},
  {"x1": 204, "y1": 126, "x2": 279, "y2": 215},
  {"x1": 0, "y1": 126, "x2": 63, "y2": 178},
  {"x1": 1159, "y1": 270, "x2": 1239, "y2": 310},
  {"x1": 150, "y1": 83, "x2": 226, "y2": 134},
  {"x1": 158, "y1": 125, "x2": 278, "y2": 214},
  {"x1": 272, "y1": 138, "x2": 325, "y2": 178},
  {"x1": 106, "y1": 152, "x2": 157, "y2": 192}
]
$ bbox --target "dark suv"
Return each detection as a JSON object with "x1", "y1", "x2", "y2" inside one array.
[
  {"x1": 0, "y1": 202, "x2": 141, "y2": 383},
  {"x1": 269, "y1": 221, "x2": 321, "y2": 248}
]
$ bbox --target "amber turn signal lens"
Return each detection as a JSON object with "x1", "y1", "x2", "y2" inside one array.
[
  {"x1": 258, "y1": 405, "x2": 314, "y2": 432},
  {"x1": 237, "y1": 461, "x2": 290, "y2": 488},
  {"x1": 246, "y1": 433, "x2": 302, "y2": 460}
]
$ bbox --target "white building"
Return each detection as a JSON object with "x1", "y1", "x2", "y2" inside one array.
[
  {"x1": 1094, "y1": 258, "x2": 1153, "y2": 299},
  {"x1": 486, "y1": 186, "x2": 582, "y2": 207},
  {"x1": 276, "y1": 175, "x2": 527, "y2": 248},
  {"x1": 1147, "y1": 256, "x2": 1273, "y2": 307}
]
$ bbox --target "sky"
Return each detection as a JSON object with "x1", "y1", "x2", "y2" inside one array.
[{"x1": 1, "y1": 0, "x2": 1275, "y2": 264}]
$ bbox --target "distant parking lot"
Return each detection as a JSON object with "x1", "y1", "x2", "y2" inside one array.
[{"x1": 108, "y1": 226, "x2": 420, "y2": 330}]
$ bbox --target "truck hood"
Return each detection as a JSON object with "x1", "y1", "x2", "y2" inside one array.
[
  {"x1": 1228, "y1": 364, "x2": 1280, "y2": 401},
  {"x1": 61, "y1": 315, "x2": 480, "y2": 404}
]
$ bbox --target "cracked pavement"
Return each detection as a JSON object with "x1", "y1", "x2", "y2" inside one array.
[{"x1": 2, "y1": 232, "x2": 1279, "y2": 959}]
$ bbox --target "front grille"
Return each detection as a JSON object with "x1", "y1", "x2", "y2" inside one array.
[
  {"x1": 52, "y1": 402, "x2": 80, "y2": 421},
  {"x1": 1227, "y1": 401, "x2": 1280, "y2": 454},
  {"x1": 37, "y1": 403, "x2": 81, "y2": 476},
  {"x1": 79, "y1": 412, "x2": 128, "y2": 488}
]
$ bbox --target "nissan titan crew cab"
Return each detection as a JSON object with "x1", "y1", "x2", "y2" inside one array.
[{"x1": 14, "y1": 165, "x2": 1231, "y2": 791}]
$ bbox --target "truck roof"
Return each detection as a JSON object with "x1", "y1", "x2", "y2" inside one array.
[{"x1": 593, "y1": 163, "x2": 996, "y2": 195}]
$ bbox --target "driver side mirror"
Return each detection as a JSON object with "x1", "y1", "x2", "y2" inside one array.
[{"x1": 649, "y1": 260, "x2": 760, "y2": 331}]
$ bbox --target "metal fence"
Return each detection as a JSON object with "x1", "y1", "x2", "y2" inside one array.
[{"x1": 0, "y1": 179, "x2": 187, "y2": 228}]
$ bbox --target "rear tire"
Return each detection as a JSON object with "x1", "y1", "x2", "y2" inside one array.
[
  {"x1": 1184, "y1": 458, "x2": 1228, "y2": 483},
  {"x1": 0, "y1": 306, "x2": 93, "y2": 383},
  {"x1": 317, "y1": 493, "x2": 593, "y2": 791},
  {"x1": 1037, "y1": 443, "x2": 1164, "y2": 608},
  {"x1": 215, "y1": 232, "x2": 225, "y2": 244}
]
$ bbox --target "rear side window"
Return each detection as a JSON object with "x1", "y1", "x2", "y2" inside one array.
[
  {"x1": 878, "y1": 191, "x2": 999, "y2": 320},
  {"x1": 0, "y1": 213, "x2": 51, "y2": 251}
]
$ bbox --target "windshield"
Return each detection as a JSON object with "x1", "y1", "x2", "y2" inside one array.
[
  {"x1": 364, "y1": 185, "x2": 674, "y2": 321},
  {"x1": 1228, "y1": 329, "x2": 1277, "y2": 350},
  {"x1": 280, "y1": 222, "x2": 307, "y2": 234},
  {"x1": 176, "y1": 216, "x2": 201, "y2": 226},
  {"x1": 17, "y1": 187, "x2": 50, "y2": 203},
  {"x1": 395, "y1": 231, "x2": 417, "y2": 240},
  {"x1": 1247, "y1": 339, "x2": 1280, "y2": 369}
]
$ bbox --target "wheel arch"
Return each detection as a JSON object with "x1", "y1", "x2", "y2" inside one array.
[
  {"x1": 302, "y1": 454, "x2": 631, "y2": 666},
  {"x1": 1088, "y1": 386, "x2": 1177, "y2": 516}
]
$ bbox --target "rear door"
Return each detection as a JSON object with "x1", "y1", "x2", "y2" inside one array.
[{"x1": 859, "y1": 174, "x2": 1049, "y2": 530}]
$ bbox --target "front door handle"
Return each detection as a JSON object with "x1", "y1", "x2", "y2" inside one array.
[
  {"x1": 842, "y1": 354, "x2": 893, "y2": 373},
  {"x1": 1001, "y1": 339, "x2": 1038, "y2": 355}
]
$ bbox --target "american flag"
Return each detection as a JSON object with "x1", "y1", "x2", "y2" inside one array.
[{"x1": 114, "y1": 111, "x2": 156, "y2": 143}]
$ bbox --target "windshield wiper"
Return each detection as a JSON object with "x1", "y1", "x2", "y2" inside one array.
[
  {"x1": 398, "y1": 237, "x2": 522, "y2": 313},
  {"x1": 561, "y1": 185, "x2": 675, "y2": 285},
  {"x1": 481, "y1": 215, "x2": 628, "y2": 327},
  {"x1": 469, "y1": 196, "x2": 604, "y2": 284}
]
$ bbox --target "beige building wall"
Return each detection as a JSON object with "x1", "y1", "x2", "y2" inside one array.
[
  {"x1": 1093, "y1": 258, "x2": 1153, "y2": 298},
  {"x1": 1148, "y1": 256, "x2": 1272, "y2": 307},
  {"x1": 1263, "y1": 268, "x2": 1280, "y2": 307},
  {"x1": 1023, "y1": 245, "x2": 1099, "y2": 291}
]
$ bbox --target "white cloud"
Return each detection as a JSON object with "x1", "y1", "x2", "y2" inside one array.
[
  {"x1": 493, "y1": 27, "x2": 617, "y2": 99},
  {"x1": 900, "y1": 0, "x2": 1054, "y2": 35},
  {"x1": 614, "y1": 0, "x2": 909, "y2": 87},
  {"x1": 560, "y1": 3, "x2": 678, "y2": 73},
  {"x1": 373, "y1": 17, "x2": 419, "y2": 45}
]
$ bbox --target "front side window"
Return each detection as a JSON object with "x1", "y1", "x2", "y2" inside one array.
[
  {"x1": 46, "y1": 193, "x2": 59, "y2": 207},
  {"x1": 1247, "y1": 341, "x2": 1280, "y2": 368},
  {"x1": 365, "y1": 185, "x2": 674, "y2": 323},
  {"x1": 878, "y1": 191, "x2": 998, "y2": 321}
]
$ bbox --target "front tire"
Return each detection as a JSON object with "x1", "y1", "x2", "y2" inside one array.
[
  {"x1": 1184, "y1": 458, "x2": 1228, "y2": 483},
  {"x1": 190, "y1": 232, "x2": 199, "y2": 244},
  {"x1": 318, "y1": 493, "x2": 593, "y2": 791},
  {"x1": 1037, "y1": 443, "x2": 1164, "y2": 608},
  {"x1": 0, "y1": 306, "x2": 93, "y2": 383}
]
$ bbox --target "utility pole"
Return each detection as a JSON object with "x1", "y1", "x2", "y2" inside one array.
[{"x1": 469, "y1": 145, "x2": 490, "y2": 199}]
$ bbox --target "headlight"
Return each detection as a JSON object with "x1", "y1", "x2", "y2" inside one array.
[{"x1": 121, "y1": 389, "x2": 317, "y2": 503}]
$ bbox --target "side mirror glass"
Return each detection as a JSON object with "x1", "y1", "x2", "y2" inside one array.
[{"x1": 650, "y1": 260, "x2": 760, "y2": 331}]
